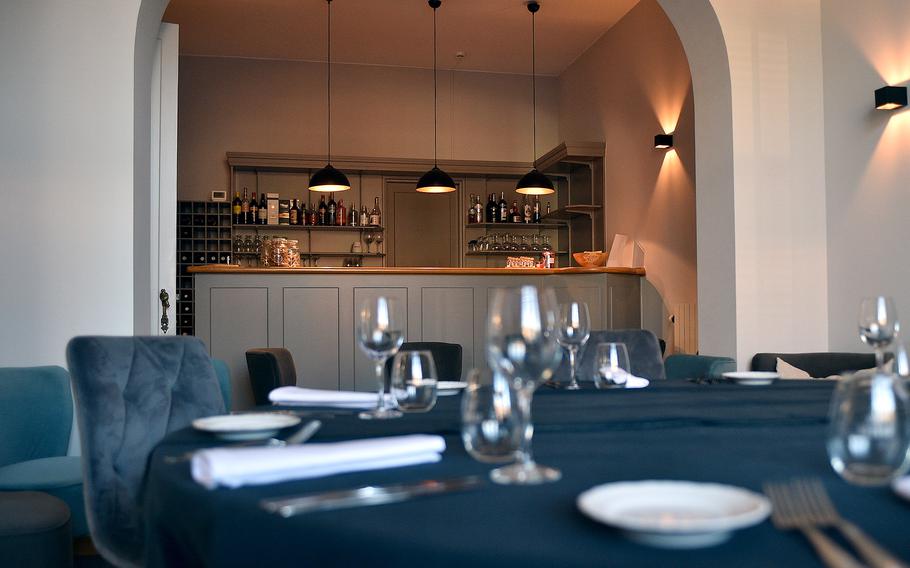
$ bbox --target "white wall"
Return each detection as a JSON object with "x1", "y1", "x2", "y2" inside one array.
[
  {"x1": 821, "y1": 0, "x2": 910, "y2": 351},
  {"x1": 0, "y1": 0, "x2": 142, "y2": 366}
]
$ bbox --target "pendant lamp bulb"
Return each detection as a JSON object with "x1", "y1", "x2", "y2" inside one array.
[
  {"x1": 310, "y1": 0, "x2": 350, "y2": 192},
  {"x1": 417, "y1": 0, "x2": 456, "y2": 193},
  {"x1": 517, "y1": 0, "x2": 554, "y2": 196}
]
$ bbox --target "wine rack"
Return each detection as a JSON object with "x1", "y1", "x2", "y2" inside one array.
[{"x1": 176, "y1": 200, "x2": 234, "y2": 335}]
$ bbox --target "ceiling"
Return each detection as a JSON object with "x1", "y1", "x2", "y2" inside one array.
[{"x1": 163, "y1": 0, "x2": 640, "y2": 76}]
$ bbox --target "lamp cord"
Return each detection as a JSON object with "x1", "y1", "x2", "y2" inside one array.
[
  {"x1": 327, "y1": 0, "x2": 332, "y2": 164},
  {"x1": 433, "y1": 5, "x2": 438, "y2": 166},
  {"x1": 531, "y1": 7, "x2": 536, "y2": 165}
]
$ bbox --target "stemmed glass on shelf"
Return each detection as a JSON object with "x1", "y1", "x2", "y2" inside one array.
[
  {"x1": 858, "y1": 296, "x2": 899, "y2": 371},
  {"x1": 375, "y1": 232, "x2": 384, "y2": 254},
  {"x1": 557, "y1": 302, "x2": 591, "y2": 390},
  {"x1": 486, "y1": 285, "x2": 563, "y2": 484},
  {"x1": 363, "y1": 231, "x2": 374, "y2": 254},
  {"x1": 356, "y1": 296, "x2": 404, "y2": 420}
]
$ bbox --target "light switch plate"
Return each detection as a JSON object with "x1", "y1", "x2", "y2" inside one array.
[{"x1": 211, "y1": 190, "x2": 227, "y2": 202}]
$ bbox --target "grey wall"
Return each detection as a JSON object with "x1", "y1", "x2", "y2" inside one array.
[{"x1": 822, "y1": 0, "x2": 910, "y2": 351}]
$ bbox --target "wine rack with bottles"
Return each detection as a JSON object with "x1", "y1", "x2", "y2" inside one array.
[{"x1": 176, "y1": 201, "x2": 234, "y2": 335}]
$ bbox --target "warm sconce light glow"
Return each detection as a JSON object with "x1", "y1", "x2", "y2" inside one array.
[
  {"x1": 875, "y1": 85, "x2": 908, "y2": 110},
  {"x1": 654, "y1": 134, "x2": 674, "y2": 149}
]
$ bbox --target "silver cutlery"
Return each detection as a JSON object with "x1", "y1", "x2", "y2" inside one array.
[
  {"x1": 764, "y1": 481, "x2": 865, "y2": 568},
  {"x1": 164, "y1": 419, "x2": 322, "y2": 464},
  {"x1": 260, "y1": 475, "x2": 484, "y2": 517},
  {"x1": 797, "y1": 478, "x2": 907, "y2": 568}
]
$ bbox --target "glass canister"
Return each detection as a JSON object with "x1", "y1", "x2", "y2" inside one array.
[
  {"x1": 271, "y1": 237, "x2": 288, "y2": 267},
  {"x1": 260, "y1": 236, "x2": 272, "y2": 267},
  {"x1": 286, "y1": 239, "x2": 301, "y2": 268}
]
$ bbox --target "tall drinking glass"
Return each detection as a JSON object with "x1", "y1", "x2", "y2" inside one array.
[
  {"x1": 357, "y1": 296, "x2": 404, "y2": 420},
  {"x1": 461, "y1": 369, "x2": 523, "y2": 464},
  {"x1": 827, "y1": 370, "x2": 910, "y2": 485},
  {"x1": 486, "y1": 285, "x2": 563, "y2": 484},
  {"x1": 594, "y1": 342, "x2": 631, "y2": 389},
  {"x1": 858, "y1": 296, "x2": 899, "y2": 371},
  {"x1": 557, "y1": 302, "x2": 591, "y2": 390}
]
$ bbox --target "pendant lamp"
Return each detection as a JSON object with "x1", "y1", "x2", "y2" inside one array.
[
  {"x1": 516, "y1": 1, "x2": 554, "y2": 196},
  {"x1": 416, "y1": 0, "x2": 456, "y2": 193},
  {"x1": 309, "y1": 0, "x2": 350, "y2": 192}
]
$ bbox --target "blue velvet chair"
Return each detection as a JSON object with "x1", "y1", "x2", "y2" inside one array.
[
  {"x1": 212, "y1": 358, "x2": 232, "y2": 410},
  {"x1": 0, "y1": 366, "x2": 87, "y2": 538},
  {"x1": 665, "y1": 354, "x2": 737, "y2": 380},
  {"x1": 67, "y1": 336, "x2": 226, "y2": 568}
]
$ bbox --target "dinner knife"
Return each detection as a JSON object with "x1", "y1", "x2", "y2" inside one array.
[{"x1": 260, "y1": 475, "x2": 484, "y2": 517}]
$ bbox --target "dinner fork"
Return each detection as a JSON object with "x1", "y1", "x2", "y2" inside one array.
[
  {"x1": 797, "y1": 479, "x2": 908, "y2": 568},
  {"x1": 764, "y1": 481, "x2": 865, "y2": 568}
]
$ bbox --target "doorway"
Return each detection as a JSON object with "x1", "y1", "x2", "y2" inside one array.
[{"x1": 384, "y1": 179, "x2": 460, "y2": 267}]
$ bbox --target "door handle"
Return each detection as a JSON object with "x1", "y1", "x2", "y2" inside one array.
[{"x1": 159, "y1": 289, "x2": 170, "y2": 334}]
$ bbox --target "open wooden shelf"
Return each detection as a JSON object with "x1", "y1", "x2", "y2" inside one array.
[
  {"x1": 232, "y1": 224, "x2": 383, "y2": 232},
  {"x1": 465, "y1": 222, "x2": 566, "y2": 230}
]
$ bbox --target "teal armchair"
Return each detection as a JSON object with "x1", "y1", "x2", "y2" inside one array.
[
  {"x1": 0, "y1": 366, "x2": 87, "y2": 537},
  {"x1": 665, "y1": 354, "x2": 736, "y2": 381}
]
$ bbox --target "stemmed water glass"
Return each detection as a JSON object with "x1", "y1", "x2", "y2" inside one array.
[
  {"x1": 557, "y1": 302, "x2": 591, "y2": 390},
  {"x1": 858, "y1": 296, "x2": 898, "y2": 371},
  {"x1": 375, "y1": 232, "x2": 384, "y2": 254},
  {"x1": 486, "y1": 285, "x2": 563, "y2": 484},
  {"x1": 356, "y1": 296, "x2": 404, "y2": 420},
  {"x1": 364, "y1": 231, "x2": 374, "y2": 254}
]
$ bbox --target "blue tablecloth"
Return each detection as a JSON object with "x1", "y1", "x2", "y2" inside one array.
[{"x1": 143, "y1": 381, "x2": 910, "y2": 567}]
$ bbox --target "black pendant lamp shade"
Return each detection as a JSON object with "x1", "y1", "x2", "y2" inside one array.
[
  {"x1": 417, "y1": 0, "x2": 456, "y2": 193},
  {"x1": 517, "y1": 1, "x2": 554, "y2": 196},
  {"x1": 309, "y1": 0, "x2": 350, "y2": 192}
]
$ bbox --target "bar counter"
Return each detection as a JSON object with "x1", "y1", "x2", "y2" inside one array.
[{"x1": 190, "y1": 264, "x2": 645, "y2": 409}]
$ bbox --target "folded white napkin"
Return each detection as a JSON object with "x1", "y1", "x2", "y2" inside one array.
[
  {"x1": 269, "y1": 386, "x2": 393, "y2": 409},
  {"x1": 192, "y1": 434, "x2": 446, "y2": 489}
]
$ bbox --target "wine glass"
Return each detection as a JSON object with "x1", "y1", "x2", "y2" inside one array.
[
  {"x1": 859, "y1": 297, "x2": 899, "y2": 371},
  {"x1": 461, "y1": 368, "x2": 523, "y2": 464},
  {"x1": 827, "y1": 370, "x2": 910, "y2": 485},
  {"x1": 375, "y1": 232, "x2": 384, "y2": 254},
  {"x1": 594, "y1": 342, "x2": 631, "y2": 389},
  {"x1": 390, "y1": 350, "x2": 438, "y2": 412},
  {"x1": 557, "y1": 302, "x2": 591, "y2": 390},
  {"x1": 356, "y1": 296, "x2": 404, "y2": 420},
  {"x1": 363, "y1": 232, "x2": 374, "y2": 254},
  {"x1": 486, "y1": 285, "x2": 563, "y2": 484}
]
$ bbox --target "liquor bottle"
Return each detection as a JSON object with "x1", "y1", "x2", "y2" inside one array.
[
  {"x1": 523, "y1": 197, "x2": 532, "y2": 224},
  {"x1": 289, "y1": 199, "x2": 299, "y2": 226},
  {"x1": 308, "y1": 201, "x2": 318, "y2": 226},
  {"x1": 499, "y1": 192, "x2": 508, "y2": 223},
  {"x1": 532, "y1": 196, "x2": 541, "y2": 223},
  {"x1": 369, "y1": 197, "x2": 382, "y2": 226},
  {"x1": 249, "y1": 192, "x2": 259, "y2": 224},
  {"x1": 546, "y1": 201, "x2": 551, "y2": 216},
  {"x1": 297, "y1": 199, "x2": 305, "y2": 225},
  {"x1": 240, "y1": 188, "x2": 250, "y2": 224},
  {"x1": 258, "y1": 193, "x2": 268, "y2": 225},
  {"x1": 350, "y1": 202, "x2": 359, "y2": 226},
  {"x1": 467, "y1": 196, "x2": 475, "y2": 224},
  {"x1": 336, "y1": 199, "x2": 346, "y2": 226},
  {"x1": 318, "y1": 196, "x2": 327, "y2": 225},
  {"x1": 511, "y1": 201, "x2": 521, "y2": 224},
  {"x1": 475, "y1": 195, "x2": 483, "y2": 224},
  {"x1": 485, "y1": 193, "x2": 496, "y2": 223},
  {"x1": 360, "y1": 204, "x2": 369, "y2": 226},
  {"x1": 232, "y1": 191, "x2": 242, "y2": 224},
  {"x1": 327, "y1": 193, "x2": 337, "y2": 226}
]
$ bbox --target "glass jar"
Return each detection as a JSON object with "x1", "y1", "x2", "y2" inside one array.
[
  {"x1": 271, "y1": 238, "x2": 288, "y2": 267},
  {"x1": 259, "y1": 236, "x2": 272, "y2": 267},
  {"x1": 286, "y1": 239, "x2": 301, "y2": 268}
]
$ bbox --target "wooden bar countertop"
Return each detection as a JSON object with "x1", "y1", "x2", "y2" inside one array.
[{"x1": 188, "y1": 265, "x2": 644, "y2": 276}]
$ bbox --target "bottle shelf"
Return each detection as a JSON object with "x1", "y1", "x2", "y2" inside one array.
[
  {"x1": 233, "y1": 251, "x2": 385, "y2": 258},
  {"x1": 465, "y1": 222, "x2": 566, "y2": 230},
  {"x1": 232, "y1": 224, "x2": 383, "y2": 232},
  {"x1": 465, "y1": 250, "x2": 568, "y2": 256}
]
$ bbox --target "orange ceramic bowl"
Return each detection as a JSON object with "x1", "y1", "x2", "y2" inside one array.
[{"x1": 573, "y1": 251, "x2": 608, "y2": 267}]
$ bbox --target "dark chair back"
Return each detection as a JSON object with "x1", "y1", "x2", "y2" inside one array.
[
  {"x1": 66, "y1": 336, "x2": 225, "y2": 568},
  {"x1": 751, "y1": 352, "x2": 879, "y2": 377},
  {"x1": 246, "y1": 348, "x2": 298, "y2": 405},
  {"x1": 665, "y1": 354, "x2": 736, "y2": 380},
  {"x1": 0, "y1": 366, "x2": 72, "y2": 468},
  {"x1": 554, "y1": 329, "x2": 666, "y2": 382},
  {"x1": 385, "y1": 342, "x2": 463, "y2": 386}
]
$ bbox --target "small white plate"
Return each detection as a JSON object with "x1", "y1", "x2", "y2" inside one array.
[
  {"x1": 192, "y1": 413, "x2": 301, "y2": 441},
  {"x1": 892, "y1": 476, "x2": 910, "y2": 501},
  {"x1": 437, "y1": 381, "x2": 468, "y2": 396},
  {"x1": 577, "y1": 480, "x2": 771, "y2": 549},
  {"x1": 723, "y1": 371, "x2": 779, "y2": 386}
]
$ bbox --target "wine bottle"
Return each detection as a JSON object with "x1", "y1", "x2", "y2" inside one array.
[
  {"x1": 327, "y1": 193, "x2": 337, "y2": 226},
  {"x1": 318, "y1": 196, "x2": 327, "y2": 226},
  {"x1": 370, "y1": 197, "x2": 381, "y2": 226},
  {"x1": 523, "y1": 197, "x2": 532, "y2": 224},
  {"x1": 308, "y1": 201, "x2": 317, "y2": 226},
  {"x1": 511, "y1": 201, "x2": 521, "y2": 223},
  {"x1": 532, "y1": 196, "x2": 541, "y2": 223},
  {"x1": 350, "y1": 202, "x2": 359, "y2": 226},
  {"x1": 360, "y1": 204, "x2": 369, "y2": 226},
  {"x1": 467, "y1": 194, "x2": 474, "y2": 224},
  {"x1": 336, "y1": 199, "x2": 346, "y2": 227},
  {"x1": 475, "y1": 195, "x2": 483, "y2": 224},
  {"x1": 485, "y1": 193, "x2": 496, "y2": 223},
  {"x1": 546, "y1": 201, "x2": 551, "y2": 216},
  {"x1": 499, "y1": 192, "x2": 508, "y2": 223},
  {"x1": 258, "y1": 193, "x2": 268, "y2": 225},
  {"x1": 249, "y1": 192, "x2": 259, "y2": 224},
  {"x1": 232, "y1": 191, "x2": 242, "y2": 224},
  {"x1": 289, "y1": 199, "x2": 299, "y2": 226},
  {"x1": 240, "y1": 188, "x2": 250, "y2": 224}
]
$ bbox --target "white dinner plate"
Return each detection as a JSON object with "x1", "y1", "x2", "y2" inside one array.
[
  {"x1": 577, "y1": 480, "x2": 771, "y2": 549},
  {"x1": 437, "y1": 381, "x2": 468, "y2": 396},
  {"x1": 192, "y1": 413, "x2": 301, "y2": 441},
  {"x1": 892, "y1": 476, "x2": 910, "y2": 501},
  {"x1": 625, "y1": 377, "x2": 649, "y2": 389},
  {"x1": 723, "y1": 371, "x2": 779, "y2": 386}
]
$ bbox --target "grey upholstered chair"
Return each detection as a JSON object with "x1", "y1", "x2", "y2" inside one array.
[
  {"x1": 66, "y1": 336, "x2": 226, "y2": 568},
  {"x1": 246, "y1": 348, "x2": 299, "y2": 405},
  {"x1": 0, "y1": 491, "x2": 73, "y2": 567},
  {"x1": 554, "y1": 329, "x2": 666, "y2": 382}
]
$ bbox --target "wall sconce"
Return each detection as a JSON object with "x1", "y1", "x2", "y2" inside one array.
[
  {"x1": 875, "y1": 85, "x2": 907, "y2": 110},
  {"x1": 654, "y1": 134, "x2": 674, "y2": 149}
]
